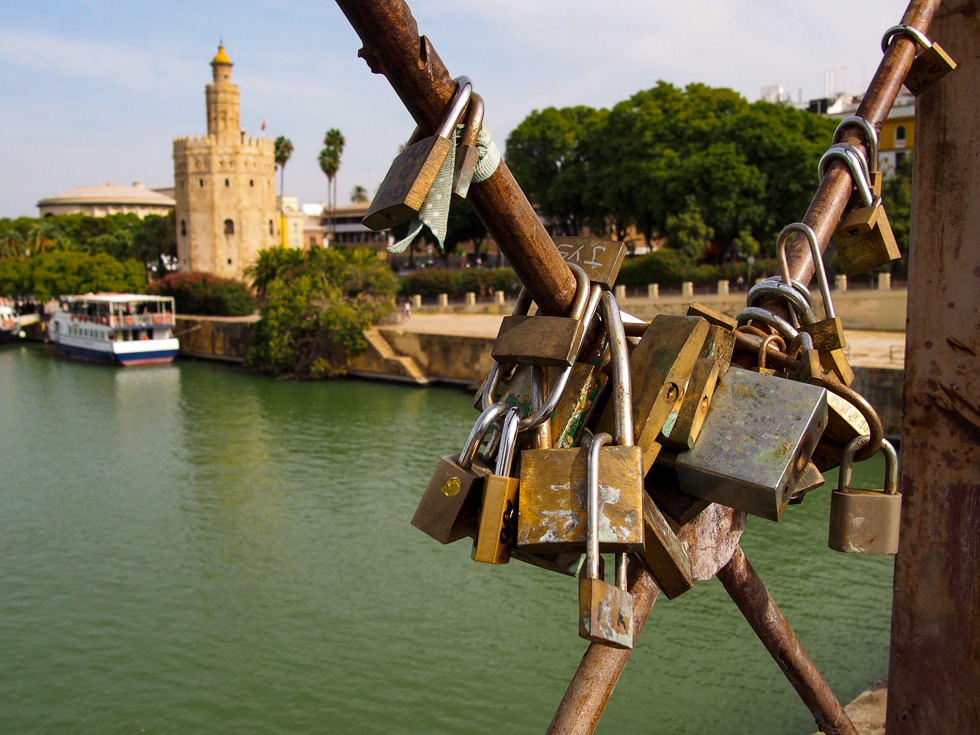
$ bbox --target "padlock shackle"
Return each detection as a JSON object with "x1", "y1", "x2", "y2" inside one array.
[
  {"x1": 833, "y1": 116, "x2": 879, "y2": 174},
  {"x1": 736, "y1": 306, "x2": 799, "y2": 344},
  {"x1": 460, "y1": 92, "x2": 485, "y2": 148},
  {"x1": 436, "y1": 76, "x2": 472, "y2": 139},
  {"x1": 776, "y1": 223, "x2": 836, "y2": 320},
  {"x1": 838, "y1": 435, "x2": 899, "y2": 494},
  {"x1": 494, "y1": 406, "x2": 522, "y2": 476},
  {"x1": 600, "y1": 291, "x2": 634, "y2": 448},
  {"x1": 757, "y1": 334, "x2": 784, "y2": 369},
  {"x1": 787, "y1": 331, "x2": 815, "y2": 360},
  {"x1": 750, "y1": 276, "x2": 815, "y2": 312},
  {"x1": 585, "y1": 431, "x2": 613, "y2": 580},
  {"x1": 748, "y1": 282, "x2": 817, "y2": 327},
  {"x1": 459, "y1": 401, "x2": 509, "y2": 469},
  {"x1": 819, "y1": 144, "x2": 875, "y2": 208},
  {"x1": 882, "y1": 23, "x2": 933, "y2": 52}
]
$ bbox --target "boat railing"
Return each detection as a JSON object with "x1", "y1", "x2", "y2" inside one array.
[{"x1": 104, "y1": 312, "x2": 174, "y2": 328}]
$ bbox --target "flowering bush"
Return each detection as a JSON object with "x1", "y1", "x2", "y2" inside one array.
[{"x1": 148, "y1": 271, "x2": 255, "y2": 316}]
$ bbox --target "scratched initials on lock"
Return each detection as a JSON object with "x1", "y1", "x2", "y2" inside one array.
[{"x1": 553, "y1": 237, "x2": 627, "y2": 290}]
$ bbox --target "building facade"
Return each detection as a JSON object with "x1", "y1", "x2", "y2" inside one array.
[
  {"x1": 37, "y1": 182, "x2": 175, "y2": 218},
  {"x1": 173, "y1": 45, "x2": 277, "y2": 280}
]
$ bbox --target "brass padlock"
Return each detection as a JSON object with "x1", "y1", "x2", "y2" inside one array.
[
  {"x1": 635, "y1": 491, "x2": 694, "y2": 599},
  {"x1": 411, "y1": 401, "x2": 507, "y2": 544},
  {"x1": 774, "y1": 222, "x2": 848, "y2": 358},
  {"x1": 473, "y1": 406, "x2": 522, "y2": 565},
  {"x1": 882, "y1": 24, "x2": 957, "y2": 96},
  {"x1": 363, "y1": 76, "x2": 472, "y2": 231},
  {"x1": 832, "y1": 116, "x2": 882, "y2": 198},
  {"x1": 491, "y1": 263, "x2": 596, "y2": 367},
  {"x1": 578, "y1": 432, "x2": 633, "y2": 649},
  {"x1": 596, "y1": 314, "x2": 709, "y2": 473},
  {"x1": 819, "y1": 144, "x2": 900, "y2": 275},
  {"x1": 553, "y1": 237, "x2": 628, "y2": 290},
  {"x1": 697, "y1": 322, "x2": 736, "y2": 376},
  {"x1": 452, "y1": 92, "x2": 484, "y2": 202},
  {"x1": 829, "y1": 435, "x2": 901, "y2": 554},
  {"x1": 659, "y1": 357, "x2": 721, "y2": 450},
  {"x1": 517, "y1": 292, "x2": 644, "y2": 554}
]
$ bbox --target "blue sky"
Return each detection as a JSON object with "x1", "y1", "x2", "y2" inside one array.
[{"x1": 1, "y1": 0, "x2": 905, "y2": 218}]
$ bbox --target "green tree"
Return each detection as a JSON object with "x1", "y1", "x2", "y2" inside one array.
[
  {"x1": 505, "y1": 105, "x2": 607, "y2": 236},
  {"x1": 131, "y1": 211, "x2": 177, "y2": 274},
  {"x1": 664, "y1": 196, "x2": 714, "y2": 260},
  {"x1": 350, "y1": 185, "x2": 368, "y2": 203},
  {"x1": 246, "y1": 246, "x2": 397, "y2": 378},
  {"x1": 26, "y1": 250, "x2": 146, "y2": 301},
  {"x1": 243, "y1": 245, "x2": 306, "y2": 297},
  {"x1": 319, "y1": 128, "x2": 345, "y2": 241},
  {"x1": 274, "y1": 136, "x2": 294, "y2": 222}
]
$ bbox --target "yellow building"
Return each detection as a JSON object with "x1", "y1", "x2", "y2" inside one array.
[
  {"x1": 830, "y1": 91, "x2": 915, "y2": 176},
  {"x1": 172, "y1": 45, "x2": 278, "y2": 280}
]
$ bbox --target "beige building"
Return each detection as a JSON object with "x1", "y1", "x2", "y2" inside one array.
[
  {"x1": 37, "y1": 182, "x2": 175, "y2": 218},
  {"x1": 173, "y1": 45, "x2": 277, "y2": 280}
]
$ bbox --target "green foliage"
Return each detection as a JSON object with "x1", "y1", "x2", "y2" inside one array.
[
  {"x1": 880, "y1": 155, "x2": 912, "y2": 278},
  {"x1": 8, "y1": 250, "x2": 147, "y2": 301},
  {"x1": 245, "y1": 246, "x2": 396, "y2": 378},
  {"x1": 148, "y1": 272, "x2": 255, "y2": 316},
  {"x1": 398, "y1": 267, "x2": 518, "y2": 299},
  {"x1": 505, "y1": 82, "x2": 837, "y2": 255},
  {"x1": 664, "y1": 196, "x2": 714, "y2": 260},
  {"x1": 616, "y1": 250, "x2": 778, "y2": 289}
]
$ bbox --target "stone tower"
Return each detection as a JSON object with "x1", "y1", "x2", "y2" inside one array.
[{"x1": 173, "y1": 44, "x2": 277, "y2": 280}]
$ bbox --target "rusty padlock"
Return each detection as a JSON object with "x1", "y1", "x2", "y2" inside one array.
[
  {"x1": 882, "y1": 24, "x2": 957, "y2": 96},
  {"x1": 829, "y1": 435, "x2": 902, "y2": 554},
  {"x1": 363, "y1": 76, "x2": 472, "y2": 231}
]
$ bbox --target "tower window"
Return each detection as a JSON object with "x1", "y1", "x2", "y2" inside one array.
[
  {"x1": 227, "y1": 258, "x2": 232, "y2": 265},
  {"x1": 180, "y1": 220, "x2": 187, "y2": 236},
  {"x1": 250, "y1": 179, "x2": 254, "y2": 187},
  {"x1": 225, "y1": 178, "x2": 230, "y2": 187},
  {"x1": 199, "y1": 179, "x2": 204, "y2": 187},
  {"x1": 224, "y1": 219, "x2": 234, "y2": 235},
  {"x1": 269, "y1": 219, "x2": 274, "y2": 235}
]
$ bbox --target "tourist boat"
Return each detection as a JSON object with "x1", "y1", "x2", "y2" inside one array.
[{"x1": 48, "y1": 293, "x2": 180, "y2": 366}]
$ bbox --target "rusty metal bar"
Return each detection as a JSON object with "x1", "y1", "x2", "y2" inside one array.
[
  {"x1": 887, "y1": 3, "x2": 980, "y2": 732},
  {"x1": 717, "y1": 546, "x2": 858, "y2": 735},
  {"x1": 778, "y1": 0, "x2": 942, "y2": 287},
  {"x1": 333, "y1": 0, "x2": 577, "y2": 317},
  {"x1": 546, "y1": 564, "x2": 661, "y2": 735}
]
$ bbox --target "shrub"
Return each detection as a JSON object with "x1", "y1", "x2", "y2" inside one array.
[
  {"x1": 399, "y1": 267, "x2": 518, "y2": 299},
  {"x1": 148, "y1": 271, "x2": 255, "y2": 316}
]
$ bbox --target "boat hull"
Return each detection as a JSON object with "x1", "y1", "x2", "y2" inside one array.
[{"x1": 55, "y1": 340, "x2": 179, "y2": 366}]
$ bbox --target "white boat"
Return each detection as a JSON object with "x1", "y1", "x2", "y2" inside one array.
[{"x1": 48, "y1": 293, "x2": 180, "y2": 366}]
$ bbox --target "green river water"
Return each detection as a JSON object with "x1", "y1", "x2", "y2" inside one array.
[{"x1": 0, "y1": 343, "x2": 895, "y2": 734}]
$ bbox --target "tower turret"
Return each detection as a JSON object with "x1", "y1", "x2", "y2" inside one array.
[{"x1": 206, "y1": 44, "x2": 239, "y2": 140}]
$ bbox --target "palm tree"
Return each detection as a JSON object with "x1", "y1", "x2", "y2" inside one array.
[
  {"x1": 274, "y1": 136, "x2": 294, "y2": 209},
  {"x1": 350, "y1": 185, "x2": 368, "y2": 203},
  {"x1": 319, "y1": 128, "x2": 345, "y2": 242},
  {"x1": 0, "y1": 228, "x2": 25, "y2": 258}
]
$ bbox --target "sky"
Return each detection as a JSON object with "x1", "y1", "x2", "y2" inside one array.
[{"x1": 0, "y1": 0, "x2": 908, "y2": 219}]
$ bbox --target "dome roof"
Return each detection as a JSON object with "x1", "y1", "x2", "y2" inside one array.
[
  {"x1": 212, "y1": 44, "x2": 232, "y2": 65},
  {"x1": 37, "y1": 182, "x2": 176, "y2": 208}
]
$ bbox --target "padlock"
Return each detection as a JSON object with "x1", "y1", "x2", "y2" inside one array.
[
  {"x1": 411, "y1": 401, "x2": 507, "y2": 544},
  {"x1": 882, "y1": 24, "x2": 957, "y2": 96},
  {"x1": 751, "y1": 334, "x2": 784, "y2": 377},
  {"x1": 832, "y1": 116, "x2": 882, "y2": 198},
  {"x1": 644, "y1": 459, "x2": 711, "y2": 527},
  {"x1": 787, "y1": 461, "x2": 825, "y2": 505},
  {"x1": 829, "y1": 435, "x2": 901, "y2": 554},
  {"x1": 697, "y1": 322, "x2": 736, "y2": 377},
  {"x1": 597, "y1": 314, "x2": 709, "y2": 473},
  {"x1": 687, "y1": 302, "x2": 738, "y2": 331},
  {"x1": 473, "y1": 406, "x2": 522, "y2": 564},
  {"x1": 517, "y1": 292, "x2": 645, "y2": 553},
  {"x1": 363, "y1": 76, "x2": 472, "y2": 231},
  {"x1": 674, "y1": 366, "x2": 828, "y2": 521},
  {"x1": 635, "y1": 490, "x2": 694, "y2": 599},
  {"x1": 819, "y1": 144, "x2": 901, "y2": 276},
  {"x1": 773, "y1": 222, "x2": 848, "y2": 357},
  {"x1": 790, "y1": 332, "x2": 824, "y2": 385},
  {"x1": 491, "y1": 263, "x2": 595, "y2": 367},
  {"x1": 452, "y1": 92, "x2": 484, "y2": 202},
  {"x1": 659, "y1": 357, "x2": 721, "y2": 450},
  {"x1": 578, "y1": 432, "x2": 634, "y2": 649},
  {"x1": 553, "y1": 237, "x2": 628, "y2": 290}
]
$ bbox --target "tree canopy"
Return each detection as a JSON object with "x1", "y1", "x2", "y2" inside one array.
[{"x1": 505, "y1": 82, "x2": 838, "y2": 257}]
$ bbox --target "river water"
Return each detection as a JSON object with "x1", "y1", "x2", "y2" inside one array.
[{"x1": 0, "y1": 344, "x2": 896, "y2": 734}]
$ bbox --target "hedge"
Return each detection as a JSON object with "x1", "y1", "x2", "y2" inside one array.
[{"x1": 148, "y1": 271, "x2": 255, "y2": 316}]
